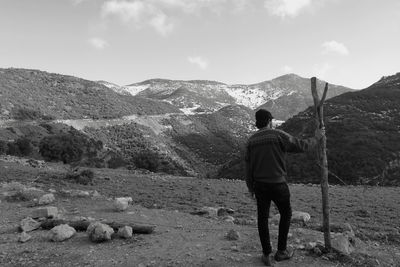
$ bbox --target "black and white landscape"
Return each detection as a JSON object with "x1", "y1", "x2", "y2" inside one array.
[{"x1": 1, "y1": 0, "x2": 400, "y2": 266}]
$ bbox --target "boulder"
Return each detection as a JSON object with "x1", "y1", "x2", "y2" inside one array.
[
  {"x1": 49, "y1": 224, "x2": 76, "y2": 242},
  {"x1": 331, "y1": 234, "x2": 354, "y2": 255},
  {"x1": 20, "y1": 217, "x2": 41, "y2": 232},
  {"x1": 31, "y1": 206, "x2": 58, "y2": 219},
  {"x1": 18, "y1": 232, "x2": 32, "y2": 243},
  {"x1": 223, "y1": 216, "x2": 235, "y2": 223},
  {"x1": 226, "y1": 229, "x2": 240, "y2": 241},
  {"x1": 38, "y1": 193, "x2": 55, "y2": 205},
  {"x1": 113, "y1": 198, "x2": 129, "y2": 211},
  {"x1": 217, "y1": 207, "x2": 235, "y2": 216},
  {"x1": 118, "y1": 226, "x2": 133, "y2": 239},
  {"x1": 200, "y1": 207, "x2": 219, "y2": 217},
  {"x1": 87, "y1": 222, "x2": 114, "y2": 242}
]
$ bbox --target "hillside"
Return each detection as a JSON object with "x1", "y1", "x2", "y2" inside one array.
[
  {"x1": 0, "y1": 68, "x2": 180, "y2": 120},
  {"x1": 219, "y1": 73, "x2": 400, "y2": 185},
  {"x1": 112, "y1": 74, "x2": 354, "y2": 120}
]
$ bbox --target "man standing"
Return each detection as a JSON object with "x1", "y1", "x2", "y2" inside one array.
[{"x1": 245, "y1": 109, "x2": 324, "y2": 266}]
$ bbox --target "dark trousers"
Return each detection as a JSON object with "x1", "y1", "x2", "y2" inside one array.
[{"x1": 254, "y1": 182, "x2": 292, "y2": 255}]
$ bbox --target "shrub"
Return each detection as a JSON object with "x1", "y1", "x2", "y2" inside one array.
[
  {"x1": 15, "y1": 138, "x2": 33, "y2": 156},
  {"x1": 39, "y1": 130, "x2": 102, "y2": 164},
  {"x1": 0, "y1": 140, "x2": 7, "y2": 155},
  {"x1": 134, "y1": 150, "x2": 160, "y2": 172},
  {"x1": 65, "y1": 168, "x2": 94, "y2": 185}
]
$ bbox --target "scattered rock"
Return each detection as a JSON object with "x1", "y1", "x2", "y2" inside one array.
[
  {"x1": 38, "y1": 193, "x2": 55, "y2": 205},
  {"x1": 91, "y1": 190, "x2": 101, "y2": 198},
  {"x1": 271, "y1": 211, "x2": 311, "y2": 224},
  {"x1": 31, "y1": 206, "x2": 58, "y2": 219},
  {"x1": 305, "y1": 242, "x2": 317, "y2": 250},
  {"x1": 60, "y1": 189, "x2": 90, "y2": 198},
  {"x1": 118, "y1": 226, "x2": 133, "y2": 239},
  {"x1": 113, "y1": 197, "x2": 130, "y2": 211},
  {"x1": 226, "y1": 229, "x2": 240, "y2": 241},
  {"x1": 49, "y1": 224, "x2": 76, "y2": 242},
  {"x1": 217, "y1": 207, "x2": 235, "y2": 216},
  {"x1": 87, "y1": 222, "x2": 114, "y2": 243},
  {"x1": 19, "y1": 217, "x2": 41, "y2": 232},
  {"x1": 331, "y1": 234, "x2": 354, "y2": 255},
  {"x1": 18, "y1": 232, "x2": 32, "y2": 243},
  {"x1": 223, "y1": 216, "x2": 235, "y2": 223}
]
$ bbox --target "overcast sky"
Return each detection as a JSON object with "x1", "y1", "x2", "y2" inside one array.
[{"x1": 1, "y1": 0, "x2": 399, "y2": 88}]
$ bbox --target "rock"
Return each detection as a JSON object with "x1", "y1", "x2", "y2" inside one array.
[
  {"x1": 18, "y1": 232, "x2": 32, "y2": 243},
  {"x1": 38, "y1": 193, "x2": 55, "y2": 205},
  {"x1": 49, "y1": 224, "x2": 76, "y2": 242},
  {"x1": 201, "y1": 207, "x2": 219, "y2": 217},
  {"x1": 331, "y1": 234, "x2": 354, "y2": 255},
  {"x1": 217, "y1": 207, "x2": 235, "y2": 216},
  {"x1": 87, "y1": 222, "x2": 114, "y2": 242},
  {"x1": 292, "y1": 211, "x2": 311, "y2": 223},
  {"x1": 60, "y1": 189, "x2": 90, "y2": 198},
  {"x1": 118, "y1": 226, "x2": 133, "y2": 239},
  {"x1": 272, "y1": 211, "x2": 311, "y2": 224},
  {"x1": 91, "y1": 190, "x2": 101, "y2": 198},
  {"x1": 113, "y1": 198, "x2": 130, "y2": 211},
  {"x1": 31, "y1": 206, "x2": 58, "y2": 219},
  {"x1": 313, "y1": 247, "x2": 322, "y2": 256},
  {"x1": 305, "y1": 242, "x2": 317, "y2": 250},
  {"x1": 223, "y1": 216, "x2": 235, "y2": 223},
  {"x1": 226, "y1": 229, "x2": 240, "y2": 241},
  {"x1": 20, "y1": 217, "x2": 41, "y2": 232}
]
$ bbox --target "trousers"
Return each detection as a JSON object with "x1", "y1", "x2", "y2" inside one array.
[{"x1": 254, "y1": 182, "x2": 292, "y2": 255}]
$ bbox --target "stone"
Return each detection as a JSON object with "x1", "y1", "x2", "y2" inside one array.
[
  {"x1": 118, "y1": 226, "x2": 133, "y2": 239},
  {"x1": 113, "y1": 198, "x2": 129, "y2": 211},
  {"x1": 91, "y1": 190, "x2": 101, "y2": 198},
  {"x1": 271, "y1": 211, "x2": 311, "y2": 224},
  {"x1": 226, "y1": 229, "x2": 240, "y2": 241},
  {"x1": 292, "y1": 211, "x2": 311, "y2": 223},
  {"x1": 217, "y1": 207, "x2": 235, "y2": 216},
  {"x1": 60, "y1": 189, "x2": 90, "y2": 198},
  {"x1": 31, "y1": 206, "x2": 58, "y2": 219},
  {"x1": 18, "y1": 232, "x2": 32, "y2": 243},
  {"x1": 38, "y1": 193, "x2": 55, "y2": 205},
  {"x1": 331, "y1": 234, "x2": 354, "y2": 255},
  {"x1": 223, "y1": 216, "x2": 235, "y2": 223},
  {"x1": 305, "y1": 242, "x2": 317, "y2": 250},
  {"x1": 20, "y1": 217, "x2": 41, "y2": 232},
  {"x1": 49, "y1": 224, "x2": 76, "y2": 242},
  {"x1": 87, "y1": 222, "x2": 114, "y2": 242},
  {"x1": 201, "y1": 207, "x2": 219, "y2": 217}
]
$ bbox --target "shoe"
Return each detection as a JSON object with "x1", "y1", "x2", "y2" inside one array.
[
  {"x1": 274, "y1": 248, "x2": 294, "y2": 262},
  {"x1": 261, "y1": 254, "x2": 273, "y2": 266}
]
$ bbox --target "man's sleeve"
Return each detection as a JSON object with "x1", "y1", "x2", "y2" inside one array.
[
  {"x1": 244, "y1": 142, "x2": 254, "y2": 193},
  {"x1": 279, "y1": 131, "x2": 318, "y2": 153}
]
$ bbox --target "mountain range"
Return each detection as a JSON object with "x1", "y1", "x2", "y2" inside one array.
[
  {"x1": 98, "y1": 74, "x2": 354, "y2": 120},
  {"x1": 1, "y1": 67, "x2": 399, "y2": 185}
]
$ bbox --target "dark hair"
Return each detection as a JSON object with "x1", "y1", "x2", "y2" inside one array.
[{"x1": 255, "y1": 109, "x2": 273, "y2": 129}]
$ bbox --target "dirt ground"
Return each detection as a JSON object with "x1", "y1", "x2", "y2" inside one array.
[{"x1": 1, "y1": 160, "x2": 400, "y2": 266}]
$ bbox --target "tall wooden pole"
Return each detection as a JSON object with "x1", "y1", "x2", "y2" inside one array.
[{"x1": 311, "y1": 77, "x2": 331, "y2": 250}]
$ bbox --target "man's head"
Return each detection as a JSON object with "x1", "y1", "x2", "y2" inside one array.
[{"x1": 255, "y1": 109, "x2": 273, "y2": 129}]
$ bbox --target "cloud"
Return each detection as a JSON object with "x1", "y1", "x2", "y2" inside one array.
[
  {"x1": 101, "y1": 0, "x2": 251, "y2": 35},
  {"x1": 101, "y1": 0, "x2": 174, "y2": 36},
  {"x1": 88, "y1": 38, "x2": 109, "y2": 50},
  {"x1": 71, "y1": 0, "x2": 86, "y2": 5},
  {"x1": 322, "y1": 40, "x2": 349, "y2": 56},
  {"x1": 188, "y1": 56, "x2": 208, "y2": 70},
  {"x1": 282, "y1": 65, "x2": 293, "y2": 73},
  {"x1": 264, "y1": 0, "x2": 312, "y2": 18}
]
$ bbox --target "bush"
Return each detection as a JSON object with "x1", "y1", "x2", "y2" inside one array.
[
  {"x1": 65, "y1": 168, "x2": 94, "y2": 185},
  {"x1": 134, "y1": 150, "x2": 160, "y2": 172},
  {"x1": 15, "y1": 138, "x2": 33, "y2": 156},
  {"x1": 0, "y1": 140, "x2": 7, "y2": 155},
  {"x1": 39, "y1": 130, "x2": 102, "y2": 164}
]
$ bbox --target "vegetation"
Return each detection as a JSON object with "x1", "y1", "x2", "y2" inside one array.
[{"x1": 39, "y1": 129, "x2": 103, "y2": 164}]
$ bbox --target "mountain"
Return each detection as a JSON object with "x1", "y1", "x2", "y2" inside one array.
[
  {"x1": 0, "y1": 68, "x2": 180, "y2": 120},
  {"x1": 113, "y1": 74, "x2": 354, "y2": 120},
  {"x1": 218, "y1": 73, "x2": 400, "y2": 185}
]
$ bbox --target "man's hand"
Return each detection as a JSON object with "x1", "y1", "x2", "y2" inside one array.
[{"x1": 315, "y1": 127, "x2": 326, "y2": 141}]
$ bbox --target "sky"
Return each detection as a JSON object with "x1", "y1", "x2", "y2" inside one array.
[{"x1": 1, "y1": 0, "x2": 400, "y2": 89}]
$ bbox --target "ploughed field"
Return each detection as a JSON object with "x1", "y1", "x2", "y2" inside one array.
[{"x1": 0, "y1": 160, "x2": 399, "y2": 266}]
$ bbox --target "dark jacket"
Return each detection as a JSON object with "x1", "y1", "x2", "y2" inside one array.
[{"x1": 245, "y1": 127, "x2": 317, "y2": 192}]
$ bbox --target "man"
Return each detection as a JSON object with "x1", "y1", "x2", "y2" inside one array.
[{"x1": 245, "y1": 109, "x2": 324, "y2": 266}]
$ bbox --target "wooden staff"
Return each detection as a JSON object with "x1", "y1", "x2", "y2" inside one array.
[{"x1": 311, "y1": 77, "x2": 331, "y2": 250}]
